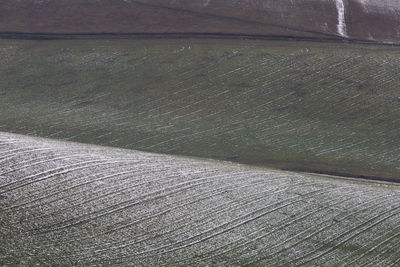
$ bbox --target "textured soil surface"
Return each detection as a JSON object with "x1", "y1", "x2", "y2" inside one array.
[
  {"x1": 1, "y1": 38, "x2": 399, "y2": 181},
  {"x1": 0, "y1": 0, "x2": 399, "y2": 44},
  {"x1": 1, "y1": 2, "x2": 399, "y2": 265},
  {"x1": 1, "y1": 132, "x2": 400, "y2": 266}
]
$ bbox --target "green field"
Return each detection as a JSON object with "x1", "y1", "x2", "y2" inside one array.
[{"x1": 0, "y1": 38, "x2": 399, "y2": 180}]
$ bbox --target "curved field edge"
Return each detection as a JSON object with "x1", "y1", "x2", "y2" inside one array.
[
  {"x1": 1, "y1": 0, "x2": 400, "y2": 44},
  {"x1": 0, "y1": 131, "x2": 400, "y2": 266},
  {"x1": 0, "y1": 38, "x2": 399, "y2": 181}
]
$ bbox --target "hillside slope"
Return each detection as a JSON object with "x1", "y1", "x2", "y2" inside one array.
[
  {"x1": 0, "y1": 38, "x2": 399, "y2": 180},
  {"x1": 1, "y1": 132, "x2": 400, "y2": 266},
  {"x1": 0, "y1": 0, "x2": 399, "y2": 44}
]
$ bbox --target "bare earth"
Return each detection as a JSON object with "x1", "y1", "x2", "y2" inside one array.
[{"x1": 0, "y1": 0, "x2": 399, "y2": 44}]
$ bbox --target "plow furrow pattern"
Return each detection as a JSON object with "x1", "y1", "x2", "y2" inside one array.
[{"x1": 1, "y1": 132, "x2": 399, "y2": 266}]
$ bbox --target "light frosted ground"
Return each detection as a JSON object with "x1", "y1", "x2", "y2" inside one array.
[{"x1": 1, "y1": 132, "x2": 399, "y2": 266}]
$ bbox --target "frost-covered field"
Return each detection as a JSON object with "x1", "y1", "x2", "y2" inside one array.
[
  {"x1": 0, "y1": 132, "x2": 399, "y2": 266},
  {"x1": 0, "y1": 38, "x2": 399, "y2": 180}
]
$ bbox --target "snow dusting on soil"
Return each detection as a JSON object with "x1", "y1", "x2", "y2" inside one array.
[
  {"x1": 335, "y1": 0, "x2": 348, "y2": 37},
  {"x1": 1, "y1": 132, "x2": 399, "y2": 266}
]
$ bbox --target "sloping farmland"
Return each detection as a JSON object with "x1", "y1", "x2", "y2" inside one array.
[
  {"x1": 1, "y1": 0, "x2": 400, "y2": 44},
  {"x1": 0, "y1": 38, "x2": 399, "y2": 180},
  {"x1": 0, "y1": 132, "x2": 400, "y2": 266}
]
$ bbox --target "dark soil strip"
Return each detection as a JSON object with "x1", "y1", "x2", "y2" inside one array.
[{"x1": 0, "y1": 31, "x2": 387, "y2": 46}]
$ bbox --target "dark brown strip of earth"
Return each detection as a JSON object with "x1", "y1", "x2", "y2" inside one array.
[{"x1": 0, "y1": 32, "x2": 394, "y2": 46}]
